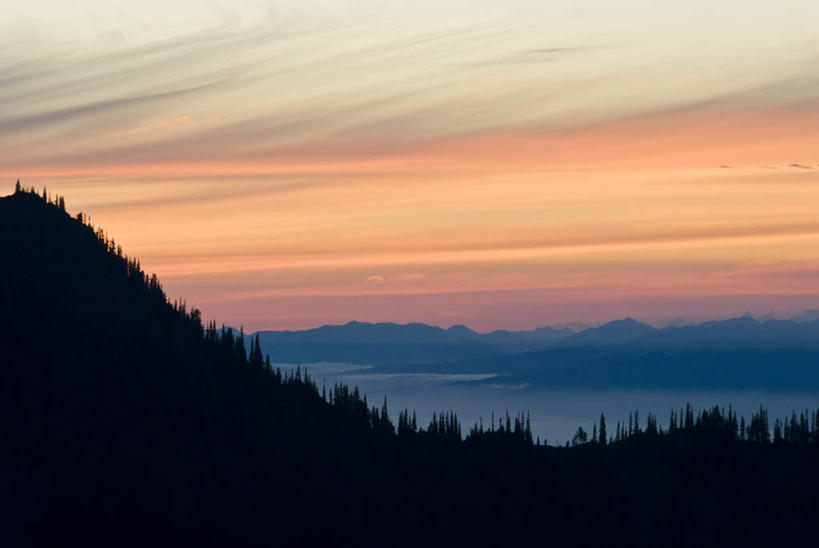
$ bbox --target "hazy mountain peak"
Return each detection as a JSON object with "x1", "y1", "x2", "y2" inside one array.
[
  {"x1": 557, "y1": 317, "x2": 656, "y2": 347},
  {"x1": 792, "y1": 309, "x2": 819, "y2": 323},
  {"x1": 594, "y1": 317, "x2": 655, "y2": 331}
]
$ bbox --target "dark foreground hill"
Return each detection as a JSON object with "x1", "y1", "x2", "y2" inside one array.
[{"x1": 3, "y1": 186, "x2": 819, "y2": 547}]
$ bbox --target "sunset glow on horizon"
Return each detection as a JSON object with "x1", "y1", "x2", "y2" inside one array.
[{"x1": 3, "y1": 1, "x2": 819, "y2": 331}]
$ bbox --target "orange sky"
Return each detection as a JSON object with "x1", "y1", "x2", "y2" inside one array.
[{"x1": 3, "y1": 2, "x2": 819, "y2": 330}]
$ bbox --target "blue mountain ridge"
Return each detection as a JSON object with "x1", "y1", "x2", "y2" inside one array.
[{"x1": 251, "y1": 315, "x2": 819, "y2": 390}]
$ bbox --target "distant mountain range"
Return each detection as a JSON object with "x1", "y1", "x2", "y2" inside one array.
[
  {"x1": 253, "y1": 321, "x2": 572, "y2": 365},
  {"x1": 380, "y1": 317, "x2": 819, "y2": 390},
  {"x1": 254, "y1": 315, "x2": 819, "y2": 390}
]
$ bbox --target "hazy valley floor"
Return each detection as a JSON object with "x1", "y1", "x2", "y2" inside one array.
[{"x1": 286, "y1": 362, "x2": 819, "y2": 444}]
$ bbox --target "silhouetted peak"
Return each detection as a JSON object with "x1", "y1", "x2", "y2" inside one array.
[
  {"x1": 3, "y1": 188, "x2": 46, "y2": 206},
  {"x1": 344, "y1": 320, "x2": 370, "y2": 327},
  {"x1": 0, "y1": 187, "x2": 205, "y2": 342},
  {"x1": 594, "y1": 317, "x2": 655, "y2": 332},
  {"x1": 447, "y1": 324, "x2": 475, "y2": 335},
  {"x1": 558, "y1": 317, "x2": 656, "y2": 347},
  {"x1": 700, "y1": 316, "x2": 760, "y2": 329},
  {"x1": 613, "y1": 317, "x2": 641, "y2": 326},
  {"x1": 792, "y1": 309, "x2": 819, "y2": 323}
]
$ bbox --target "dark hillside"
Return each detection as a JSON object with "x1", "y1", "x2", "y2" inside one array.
[
  {"x1": 0, "y1": 188, "x2": 399, "y2": 545},
  {"x1": 3, "y1": 187, "x2": 819, "y2": 547}
]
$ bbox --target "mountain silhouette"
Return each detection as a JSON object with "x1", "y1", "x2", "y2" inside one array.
[
  {"x1": 4, "y1": 187, "x2": 819, "y2": 546},
  {"x1": 791, "y1": 309, "x2": 819, "y2": 323},
  {"x1": 556, "y1": 317, "x2": 657, "y2": 347},
  {"x1": 252, "y1": 321, "x2": 571, "y2": 365},
  {"x1": 375, "y1": 315, "x2": 819, "y2": 389},
  {"x1": 254, "y1": 314, "x2": 819, "y2": 373},
  {"x1": 0, "y1": 188, "x2": 408, "y2": 544}
]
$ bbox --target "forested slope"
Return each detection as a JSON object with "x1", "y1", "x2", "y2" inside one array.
[{"x1": 2, "y1": 186, "x2": 819, "y2": 547}]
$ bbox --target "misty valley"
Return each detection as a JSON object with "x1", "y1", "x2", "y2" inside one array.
[
  {"x1": 259, "y1": 315, "x2": 819, "y2": 442},
  {"x1": 287, "y1": 363, "x2": 819, "y2": 444}
]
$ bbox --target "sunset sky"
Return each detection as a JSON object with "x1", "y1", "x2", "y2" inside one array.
[{"x1": 3, "y1": 1, "x2": 819, "y2": 331}]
